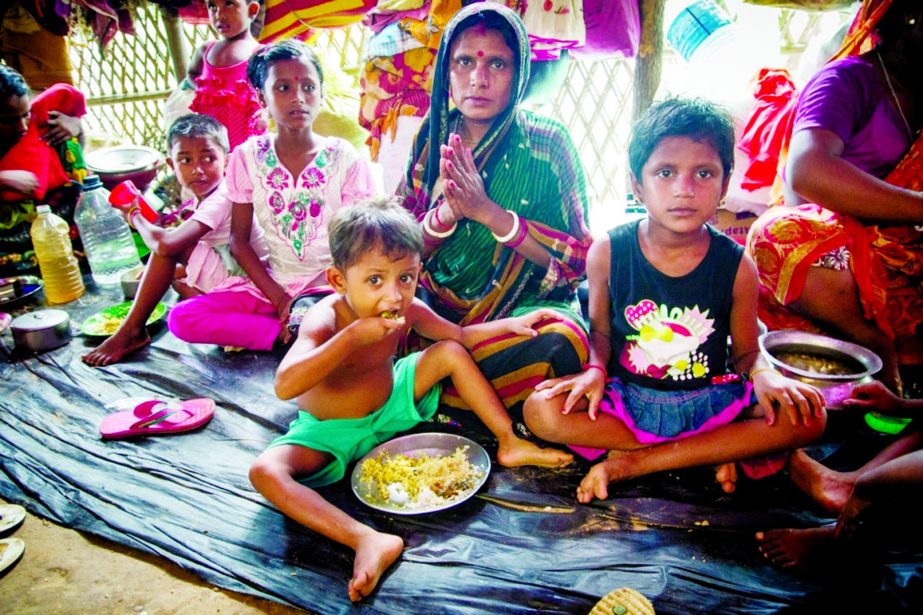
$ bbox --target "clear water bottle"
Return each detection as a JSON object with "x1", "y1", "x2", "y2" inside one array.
[
  {"x1": 75, "y1": 175, "x2": 142, "y2": 285},
  {"x1": 30, "y1": 205, "x2": 85, "y2": 304}
]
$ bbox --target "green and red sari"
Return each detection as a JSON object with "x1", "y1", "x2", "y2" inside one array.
[{"x1": 399, "y1": 3, "x2": 592, "y2": 410}]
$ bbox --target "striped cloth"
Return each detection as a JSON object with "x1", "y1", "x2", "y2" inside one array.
[{"x1": 260, "y1": 0, "x2": 377, "y2": 43}]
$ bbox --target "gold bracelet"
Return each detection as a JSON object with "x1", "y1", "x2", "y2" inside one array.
[
  {"x1": 126, "y1": 206, "x2": 141, "y2": 229},
  {"x1": 747, "y1": 367, "x2": 776, "y2": 380}
]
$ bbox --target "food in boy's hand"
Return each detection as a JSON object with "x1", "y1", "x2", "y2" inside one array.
[
  {"x1": 380, "y1": 310, "x2": 403, "y2": 321},
  {"x1": 359, "y1": 446, "x2": 485, "y2": 509}
]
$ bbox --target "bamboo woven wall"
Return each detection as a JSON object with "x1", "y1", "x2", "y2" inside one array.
[{"x1": 63, "y1": 1, "x2": 847, "y2": 226}]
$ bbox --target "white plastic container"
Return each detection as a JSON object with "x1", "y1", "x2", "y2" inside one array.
[{"x1": 75, "y1": 175, "x2": 142, "y2": 285}]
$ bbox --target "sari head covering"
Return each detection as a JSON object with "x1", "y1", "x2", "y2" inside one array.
[
  {"x1": 414, "y1": 3, "x2": 530, "y2": 199},
  {"x1": 402, "y1": 2, "x2": 591, "y2": 326},
  {"x1": 831, "y1": 0, "x2": 893, "y2": 60}
]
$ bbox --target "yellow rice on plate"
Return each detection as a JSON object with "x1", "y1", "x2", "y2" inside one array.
[{"x1": 359, "y1": 446, "x2": 485, "y2": 509}]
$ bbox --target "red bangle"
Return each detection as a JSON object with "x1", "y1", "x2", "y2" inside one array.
[
  {"x1": 584, "y1": 363, "x2": 607, "y2": 377},
  {"x1": 432, "y1": 205, "x2": 452, "y2": 231},
  {"x1": 505, "y1": 216, "x2": 528, "y2": 249}
]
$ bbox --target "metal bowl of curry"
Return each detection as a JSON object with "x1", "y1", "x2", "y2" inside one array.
[{"x1": 758, "y1": 330, "x2": 882, "y2": 406}]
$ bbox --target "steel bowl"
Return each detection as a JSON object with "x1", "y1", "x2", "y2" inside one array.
[
  {"x1": 85, "y1": 145, "x2": 164, "y2": 191},
  {"x1": 120, "y1": 265, "x2": 145, "y2": 300},
  {"x1": 759, "y1": 330, "x2": 882, "y2": 406},
  {"x1": 11, "y1": 309, "x2": 72, "y2": 353},
  {"x1": 0, "y1": 275, "x2": 45, "y2": 311}
]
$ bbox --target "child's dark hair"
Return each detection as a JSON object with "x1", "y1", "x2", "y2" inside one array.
[
  {"x1": 166, "y1": 113, "x2": 230, "y2": 153},
  {"x1": 247, "y1": 39, "x2": 324, "y2": 91},
  {"x1": 628, "y1": 98, "x2": 735, "y2": 182},
  {"x1": 0, "y1": 65, "x2": 29, "y2": 100},
  {"x1": 329, "y1": 198, "x2": 423, "y2": 270}
]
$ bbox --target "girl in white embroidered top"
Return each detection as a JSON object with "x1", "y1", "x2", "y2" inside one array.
[{"x1": 168, "y1": 40, "x2": 375, "y2": 351}]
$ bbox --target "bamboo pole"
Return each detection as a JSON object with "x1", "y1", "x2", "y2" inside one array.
[
  {"x1": 633, "y1": 0, "x2": 665, "y2": 123},
  {"x1": 160, "y1": 6, "x2": 189, "y2": 83}
]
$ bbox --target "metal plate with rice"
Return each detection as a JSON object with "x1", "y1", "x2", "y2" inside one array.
[{"x1": 351, "y1": 432, "x2": 490, "y2": 515}]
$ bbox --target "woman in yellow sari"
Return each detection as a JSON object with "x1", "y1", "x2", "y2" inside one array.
[{"x1": 746, "y1": 0, "x2": 922, "y2": 393}]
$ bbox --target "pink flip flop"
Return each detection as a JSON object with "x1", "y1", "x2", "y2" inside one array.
[{"x1": 99, "y1": 398, "x2": 215, "y2": 440}]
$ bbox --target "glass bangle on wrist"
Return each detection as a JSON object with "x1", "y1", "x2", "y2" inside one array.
[
  {"x1": 432, "y1": 204, "x2": 453, "y2": 231},
  {"x1": 423, "y1": 209, "x2": 456, "y2": 238},
  {"x1": 505, "y1": 217, "x2": 528, "y2": 248},
  {"x1": 491, "y1": 209, "x2": 521, "y2": 243},
  {"x1": 584, "y1": 363, "x2": 607, "y2": 377}
]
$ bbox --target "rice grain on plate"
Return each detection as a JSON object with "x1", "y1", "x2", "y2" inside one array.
[{"x1": 359, "y1": 446, "x2": 484, "y2": 509}]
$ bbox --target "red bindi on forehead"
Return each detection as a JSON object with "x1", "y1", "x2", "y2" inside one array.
[{"x1": 477, "y1": 50, "x2": 484, "y2": 57}]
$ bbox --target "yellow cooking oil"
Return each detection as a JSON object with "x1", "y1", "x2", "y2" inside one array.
[{"x1": 30, "y1": 205, "x2": 85, "y2": 304}]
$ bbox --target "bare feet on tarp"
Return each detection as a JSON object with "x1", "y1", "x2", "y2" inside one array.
[
  {"x1": 347, "y1": 531, "x2": 403, "y2": 602},
  {"x1": 788, "y1": 449, "x2": 853, "y2": 515},
  {"x1": 497, "y1": 436, "x2": 573, "y2": 468},
  {"x1": 715, "y1": 462, "x2": 738, "y2": 493},
  {"x1": 755, "y1": 526, "x2": 837, "y2": 571},
  {"x1": 576, "y1": 450, "x2": 637, "y2": 503},
  {"x1": 82, "y1": 327, "x2": 151, "y2": 366}
]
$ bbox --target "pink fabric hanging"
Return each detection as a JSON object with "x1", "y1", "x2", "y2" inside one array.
[{"x1": 569, "y1": 0, "x2": 641, "y2": 60}]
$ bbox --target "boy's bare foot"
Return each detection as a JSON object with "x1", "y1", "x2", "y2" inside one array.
[
  {"x1": 82, "y1": 328, "x2": 151, "y2": 366},
  {"x1": 496, "y1": 437, "x2": 573, "y2": 468},
  {"x1": 715, "y1": 463, "x2": 738, "y2": 493},
  {"x1": 755, "y1": 526, "x2": 835, "y2": 571},
  {"x1": 576, "y1": 450, "x2": 635, "y2": 503},
  {"x1": 788, "y1": 449, "x2": 854, "y2": 515},
  {"x1": 347, "y1": 531, "x2": 403, "y2": 602}
]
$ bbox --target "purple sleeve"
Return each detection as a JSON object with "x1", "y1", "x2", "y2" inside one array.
[{"x1": 792, "y1": 57, "x2": 876, "y2": 145}]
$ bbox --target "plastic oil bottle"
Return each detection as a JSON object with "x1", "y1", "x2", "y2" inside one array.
[
  {"x1": 30, "y1": 205, "x2": 85, "y2": 304},
  {"x1": 75, "y1": 175, "x2": 142, "y2": 285}
]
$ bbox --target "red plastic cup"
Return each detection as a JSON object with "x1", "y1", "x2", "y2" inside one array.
[{"x1": 109, "y1": 180, "x2": 158, "y2": 223}]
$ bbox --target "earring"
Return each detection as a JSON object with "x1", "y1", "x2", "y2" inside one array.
[{"x1": 719, "y1": 197, "x2": 727, "y2": 207}]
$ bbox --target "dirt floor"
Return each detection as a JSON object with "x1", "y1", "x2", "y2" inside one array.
[{"x1": 0, "y1": 498, "x2": 310, "y2": 614}]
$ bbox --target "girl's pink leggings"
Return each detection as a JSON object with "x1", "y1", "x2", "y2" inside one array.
[{"x1": 168, "y1": 288, "x2": 280, "y2": 351}]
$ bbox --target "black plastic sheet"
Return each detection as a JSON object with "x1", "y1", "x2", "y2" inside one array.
[{"x1": 2, "y1": 282, "x2": 922, "y2": 614}]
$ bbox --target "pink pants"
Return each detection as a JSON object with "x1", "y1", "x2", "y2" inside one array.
[{"x1": 168, "y1": 288, "x2": 280, "y2": 351}]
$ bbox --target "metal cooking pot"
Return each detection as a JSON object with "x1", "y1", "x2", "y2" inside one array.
[
  {"x1": 11, "y1": 309, "x2": 72, "y2": 353},
  {"x1": 758, "y1": 329, "x2": 882, "y2": 408},
  {"x1": 758, "y1": 330, "x2": 882, "y2": 385}
]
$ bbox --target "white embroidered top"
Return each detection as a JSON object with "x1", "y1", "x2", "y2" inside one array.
[{"x1": 225, "y1": 134, "x2": 375, "y2": 286}]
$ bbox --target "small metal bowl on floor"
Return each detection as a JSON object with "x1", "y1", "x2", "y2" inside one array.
[
  {"x1": 120, "y1": 265, "x2": 145, "y2": 300},
  {"x1": 758, "y1": 330, "x2": 882, "y2": 408}
]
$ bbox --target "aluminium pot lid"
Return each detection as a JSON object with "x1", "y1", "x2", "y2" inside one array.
[{"x1": 11, "y1": 309, "x2": 71, "y2": 332}]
